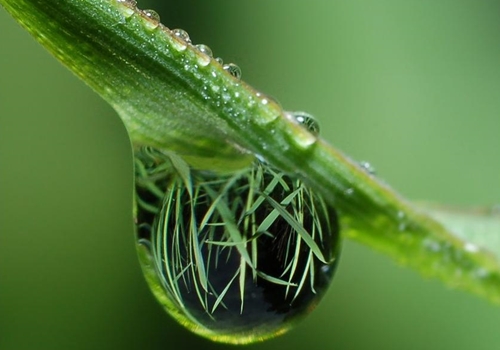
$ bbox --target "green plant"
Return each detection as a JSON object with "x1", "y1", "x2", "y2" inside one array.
[{"x1": 1, "y1": 0, "x2": 499, "y2": 346}]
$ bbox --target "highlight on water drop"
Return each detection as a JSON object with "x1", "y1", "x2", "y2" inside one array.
[{"x1": 134, "y1": 143, "x2": 341, "y2": 344}]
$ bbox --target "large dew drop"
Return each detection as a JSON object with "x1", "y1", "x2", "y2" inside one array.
[{"x1": 133, "y1": 114, "x2": 340, "y2": 344}]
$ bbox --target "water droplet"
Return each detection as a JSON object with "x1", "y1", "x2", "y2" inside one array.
[
  {"x1": 142, "y1": 9, "x2": 160, "y2": 22},
  {"x1": 215, "y1": 57, "x2": 224, "y2": 65},
  {"x1": 223, "y1": 63, "x2": 242, "y2": 79},
  {"x1": 344, "y1": 188, "x2": 354, "y2": 196},
  {"x1": 134, "y1": 147, "x2": 341, "y2": 344},
  {"x1": 195, "y1": 45, "x2": 212, "y2": 66},
  {"x1": 195, "y1": 44, "x2": 213, "y2": 58},
  {"x1": 286, "y1": 111, "x2": 320, "y2": 135},
  {"x1": 359, "y1": 161, "x2": 376, "y2": 175},
  {"x1": 141, "y1": 9, "x2": 160, "y2": 30},
  {"x1": 172, "y1": 28, "x2": 191, "y2": 44}
]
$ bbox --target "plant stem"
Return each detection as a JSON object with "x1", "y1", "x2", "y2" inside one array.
[{"x1": 1, "y1": 0, "x2": 500, "y2": 305}]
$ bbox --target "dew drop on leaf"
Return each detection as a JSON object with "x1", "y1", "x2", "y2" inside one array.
[
  {"x1": 171, "y1": 28, "x2": 192, "y2": 44},
  {"x1": 133, "y1": 130, "x2": 341, "y2": 344},
  {"x1": 195, "y1": 44, "x2": 213, "y2": 58},
  {"x1": 223, "y1": 63, "x2": 242, "y2": 79},
  {"x1": 286, "y1": 111, "x2": 320, "y2": 135},
  {"x1": 142, "y1": 9, "x2": 160, "y2": 22},
  {"x1": 359, "y1": 161, "x2": 376, "y2": 175}
]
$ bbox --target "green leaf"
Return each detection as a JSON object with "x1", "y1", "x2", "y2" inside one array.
[{"x1": 2, "y1": 0, "x2": 500, "y2": 306}]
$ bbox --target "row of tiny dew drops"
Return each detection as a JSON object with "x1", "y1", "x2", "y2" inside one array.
[
  {"x1": 116, "y1": 0, "x2": 242, "y2": 79},
  {"x1": 115, "y1": 0, "x2": 383, "y2": 197},
  {"x1": 114, "y1": 0, "x2": 386, "y2": 193},
  {"x1": 114, "y1": 1, "x2": 381, "y2": 182}
]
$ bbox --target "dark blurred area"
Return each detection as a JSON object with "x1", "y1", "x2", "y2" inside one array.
[{"x1": 1, "y1": 1, "x2": 500, "y2": 349}]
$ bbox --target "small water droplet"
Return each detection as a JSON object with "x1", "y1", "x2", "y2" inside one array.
[
  {"x1": 286, "y1": 111, "x2": 320, "y2": 135},
  {"x1": 195, "y1": 44, "x2": 213, "y2": 58},
  {"x1": 143, "y1": 9, "x2": 160, "y2": 22},
  {"x1": 172, "y1": 28, "x2": 191, "y2": 44},
  {"x1": 359, "y1": 161, "x2": 376, "y2": 175},
  {"x1": 223, "y1": 63, "x2": 242, "y2": 79},
  {"x1": 141, "y1": 9, "x2": 160, "y2": 30},
  {"x1": 215, "y1": 57, "x2": 223, "y2": 65},
  {"x1": 195, "y1": 45, "x2": 212, "y2": 66}
]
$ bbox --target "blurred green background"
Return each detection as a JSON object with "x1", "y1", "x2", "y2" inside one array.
[{"x1": 1, "y1": 1, "x2": 500, "y2": 349}]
